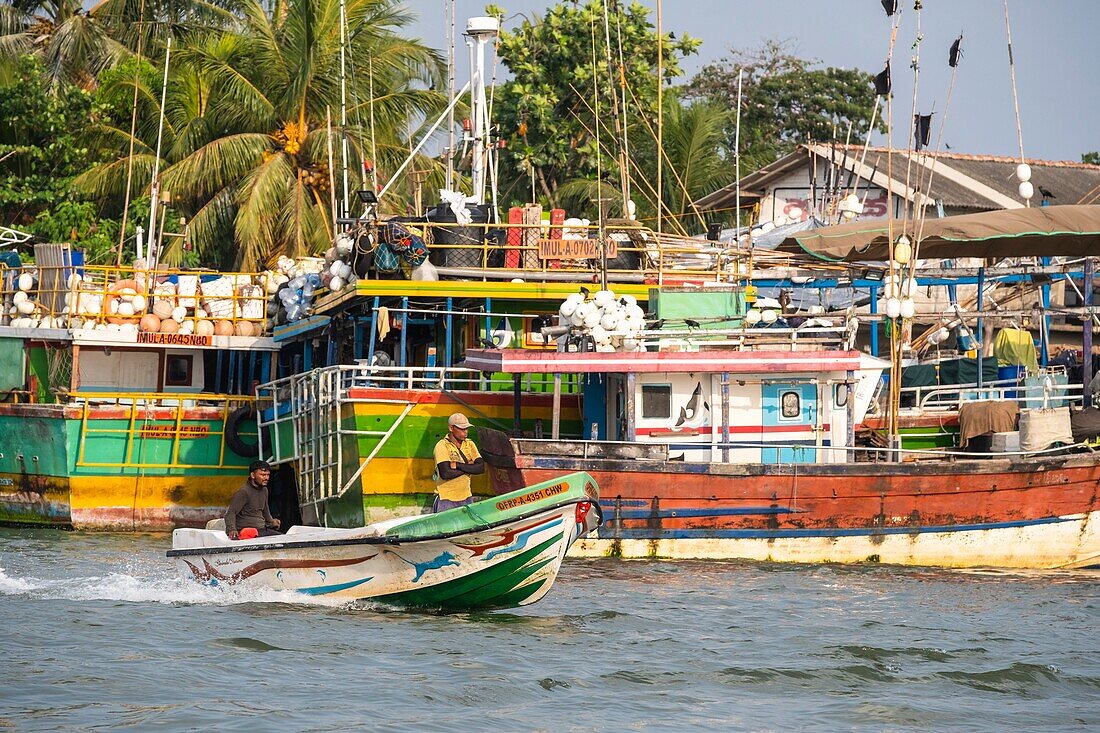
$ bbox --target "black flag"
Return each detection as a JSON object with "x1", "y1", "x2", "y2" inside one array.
[
  {"x1": 949, "y1": 34, "x2": 963, "y2": 68},
  {"x1": 881, "y1": 0, "x2": 898, "y2": 16},
  {"x1": 914, "y1": 114, "x2": 933, "y2": 150},
  {"x1": 873, "y1": 62, "x2": 891, "y2": 96}
]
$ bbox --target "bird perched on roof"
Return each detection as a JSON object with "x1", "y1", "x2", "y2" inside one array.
[
  {"x1": 476, "y1": 337, "x2": 498, "y2": 350},
  {"x1": 646, "y1": 319, "x2": 664, "y2": 330},
  {"x1": 684, "y1": 319, "x2": 701, "y2": 329},
  {"x1": 1039, "y1": 186, "x2": 1056, "y2": 200}
]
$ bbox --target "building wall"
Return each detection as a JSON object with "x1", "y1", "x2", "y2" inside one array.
[{"x1": 756, "y1": 168, "x2": 900, "y2": 226}]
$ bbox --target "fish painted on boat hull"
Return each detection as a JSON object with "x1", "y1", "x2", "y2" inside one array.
[{"x1": 167, "y1": 472, "x2": 602, "y2": 609}]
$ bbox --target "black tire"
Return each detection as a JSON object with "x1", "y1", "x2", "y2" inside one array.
[{"x1": 225, "y1": 406, "x2": 259, "y2": 458}]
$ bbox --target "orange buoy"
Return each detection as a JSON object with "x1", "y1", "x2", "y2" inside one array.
[{"x1": 139, "y1": 313, "x2": 161, "y2": 332}]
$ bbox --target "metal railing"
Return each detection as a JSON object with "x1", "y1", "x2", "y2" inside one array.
[
  {"x1": 254, "y1": 363, "x2": 584, "y2": 524},
  {"x1": 347, "y1": 219, "x2": 761, "y2": 284},
  {"x1": 73, "y1": 391, "x2": 254, "y2": 469},
  {"x1": 892, "y1": 368, "x2": 1080, "y2": 413},
  {"x1": 1, "y1": 263, "x2": 272, "y2": 335}
]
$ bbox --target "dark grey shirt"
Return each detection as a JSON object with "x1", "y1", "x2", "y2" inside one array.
[{"x1": 224, "y1": 480, "x2": 274, "y2": 535}]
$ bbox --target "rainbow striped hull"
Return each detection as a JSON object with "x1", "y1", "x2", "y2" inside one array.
[{"x1": 329, "y1": 388, "x2": 582, "y2": 524}]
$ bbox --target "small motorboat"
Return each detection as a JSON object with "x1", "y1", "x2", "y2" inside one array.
[{"x1": 167, "y1": 472, "x2": 602, "y2": 609}]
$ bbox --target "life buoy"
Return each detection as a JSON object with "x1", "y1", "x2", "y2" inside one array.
[
  {"x1": 224, "y1": 406, "x2": 260, "y2": 457},
  {"x1": 106, "y1": 279, "x2": 148, "y2": 324}
]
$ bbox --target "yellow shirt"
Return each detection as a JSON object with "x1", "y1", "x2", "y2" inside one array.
[{"x1": 433, "y1": 437, "x2": 482, "y2": 502}]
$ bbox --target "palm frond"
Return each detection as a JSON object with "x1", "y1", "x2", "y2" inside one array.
[
  {"x1": 165, "y1": 183, "x2": 236, "y2": 265},
  {"x1": 73, "y1": 153, "x2": 158, "y2": 200},
  {"x1": 232, "y1": 149, "x2": 292, "y2": 268},
  {"x1": 160, "y1": 131, "x2": 270, "y2": 203}
]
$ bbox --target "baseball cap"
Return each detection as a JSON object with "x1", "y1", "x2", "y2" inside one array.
[
  {"x1": 249, "y1": 460, "x2": 272, "y2": 472},
  {"x1": 447, "y1": 413, "x2": 472, "y2": 429}
]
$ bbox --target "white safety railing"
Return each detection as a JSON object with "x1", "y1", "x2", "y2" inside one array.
[
  {"x1": 254, "y1": 363, "x2": 582, "y2": 525},
  {"x1": 896, "y1": 367, "x2": 1079, "y2": 413}
]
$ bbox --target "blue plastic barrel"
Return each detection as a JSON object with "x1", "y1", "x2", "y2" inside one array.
[{"x1": 998, "y1": 364, "x2": 1025, "y2": 399}]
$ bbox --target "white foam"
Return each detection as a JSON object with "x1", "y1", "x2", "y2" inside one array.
[
  {"x1": 0, "y1": 566, "x2": 37, "y2": 594},
  {"x1": 64, "y1": 570, "x2": 352, "y2": 607},
  {"x1": 0, "y1": 563, "x2": 351, "y2": 608}
]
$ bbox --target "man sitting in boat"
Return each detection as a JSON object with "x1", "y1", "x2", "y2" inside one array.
[
  {"x1": 225, "y1": 460, "x2": 282, "y2": 540},
  {"x1": 432, "y1": 413, "x2": 485, "y2": 512}
]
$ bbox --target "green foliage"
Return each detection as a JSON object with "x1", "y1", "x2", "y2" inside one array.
[
  {"x1": 77, "y1": 0, "x2": 448, "y2": 269},
  {"x1": 492, "y1": 1, "x2": 698, "y2": 214},
  {"x1": 0, "y1": 0, "x2": 127, "y2": 90},
  {"x1": 0, "y1": 56, "x2": 96, "y2": 219},
  {"x1": 685, "y1": 39, "x2": 884, "y2": 172},
  {"x1": 0, "y1": 54, "x2": 169, "y2": 264},
  {"x1": 1083, "y1": 151, "x2": 1100, "y2": 165},
  {"x1": 26, "y1": 200, "x2": 119, "y2": 261},
  {"x1": 559, "y1": 92, "x2": 731, "y2": 233}
]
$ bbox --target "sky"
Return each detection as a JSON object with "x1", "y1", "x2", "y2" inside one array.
[{"x1": 405, "y1": 0, "x2": 1099, "y2": 163}]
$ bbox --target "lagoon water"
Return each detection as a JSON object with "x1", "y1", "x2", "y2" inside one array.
[{"x1": 0, "y1": 527, "x2": 1097, "y2": 732}]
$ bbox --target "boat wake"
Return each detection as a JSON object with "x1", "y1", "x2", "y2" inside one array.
[
  {"x1": 0, "y1": 563, "x2": 354, "y2": 608},
  {"x1": 0, "y1": 565, "x2": 37, "y2": 594}
]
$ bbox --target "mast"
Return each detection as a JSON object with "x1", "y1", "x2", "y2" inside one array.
[
  {"x1": 465, "y1": 16, "x2": 499, "y2": 205},
  {"x1": 116, "y1": 0, "x2": 145, "y2": 267},
  {"x1": 339, "y1": 0, "x2": 350, "y2": 217},
  {"x1": 734, "y1": 68, "x2": 742, "y2": 237},
  {"x1": 1003, "y1": 0, "x2": 1032, "y2": 206},
  {"x1": 602, "y1": 0, "x2": 629, "y2": 216},
  {"x1": 445, "y1": 0, "x2": 456, "y2": 192},
  {"x1": 147, "y1": 36, "x2": 171, "y2": 269},
  {"x1": 656, "y1": 0, "x2": 663, "y2": 236}
]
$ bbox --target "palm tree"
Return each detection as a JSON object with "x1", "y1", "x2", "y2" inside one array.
[
  {"x1": 0, "y1": 0, "x2": 127, "y2": 90},
  {"x1": 79, "y1": 0, "x2": 447, "y2": 269},
  {"x1": 656, "y1": 98, "x2": 731, "y2": 232},
  {"x1": 556, "y1": 95, "x2": 730, "y2": 235}
]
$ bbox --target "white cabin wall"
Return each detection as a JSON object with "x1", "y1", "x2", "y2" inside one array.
[
  {"x1": 826, "y1": 379, "x2": 850, "y2": 464},
  {"x1": 632, "y1": 370, "x2": 863, "y2": 466},
  {"x1": 633, "y1": 372, "x2": 762, "y2": 464},
  {"x1": 77, "y1": 349, "x2": 159, "y2": 392}
]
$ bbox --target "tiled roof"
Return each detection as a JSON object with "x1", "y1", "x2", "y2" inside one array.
[{"x1": 695, "y1": 144, "x2": 1100, "y2": 212}]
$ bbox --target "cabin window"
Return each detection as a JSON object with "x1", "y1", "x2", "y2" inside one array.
[
  {"x1": 641, "y1": 384, "x2": 672, "y2": 419},
  {"x1": 165, "y1": 355, "x2": 193, "y2": 387},
  {"x1": 834, "y1": 383, "x2": 849, "y2": 408},
  {"x1": 780, "y1": 391, "x2": 801, "y2": 419}
]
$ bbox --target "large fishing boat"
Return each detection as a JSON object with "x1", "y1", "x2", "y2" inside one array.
[
  {"x1": 0, "y1": 245, "x2": 280, "y2": 529},
  {"x1": 256, "y1": 205, "x2": 1100, "y2": 570}
]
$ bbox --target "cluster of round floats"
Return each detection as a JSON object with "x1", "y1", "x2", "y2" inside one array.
[
  {"x1": 272, "y1": 241, "x2": 358, "y2": 323},
  {"x1": 557, "y1": 290, "x2": 647, "y2": 352},
  {"x1": 6, "y1": 270, "x2": 66, "y2": 328},
  {"x1": 65, "y1": 273, "x2": 268, "y2": 336}
]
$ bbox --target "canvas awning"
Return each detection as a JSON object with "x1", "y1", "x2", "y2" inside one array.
[{"x1": 776, "y1": 205, "x2": 1100, "y2": 261}]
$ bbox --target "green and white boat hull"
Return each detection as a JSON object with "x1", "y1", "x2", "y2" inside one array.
[{"x1": 167, "y1": 472, "x2": 601, "y2": 609}]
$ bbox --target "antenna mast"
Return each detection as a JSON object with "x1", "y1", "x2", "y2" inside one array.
[
  {"x1": 445, "y1": 0, "x2": 456, "y2": 191},
  {"x1": 465, "y1": 16, "x2": 499, "y2": 205}
]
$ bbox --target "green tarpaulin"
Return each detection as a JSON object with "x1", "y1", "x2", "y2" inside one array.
[
  {"x1": 901, "y1": 357, "x2": 1001, "y2": 389},
  {"x1": 0, "y1": 338, "x2": 23, "y2": 393}
]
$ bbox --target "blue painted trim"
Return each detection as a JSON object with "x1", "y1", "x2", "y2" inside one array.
[
  {"x1": 273, "y1": 315, "x2": 332, "y2": 343},
  {"x1": 297, "y1": 576, "x2": 373, "y2": 595},
  {"x1": 601, "y1": 515, "x2": 1075, "y2": 540},
  {"x1": 602, "y1": 506, "x2": 805, "y2": 519}
]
